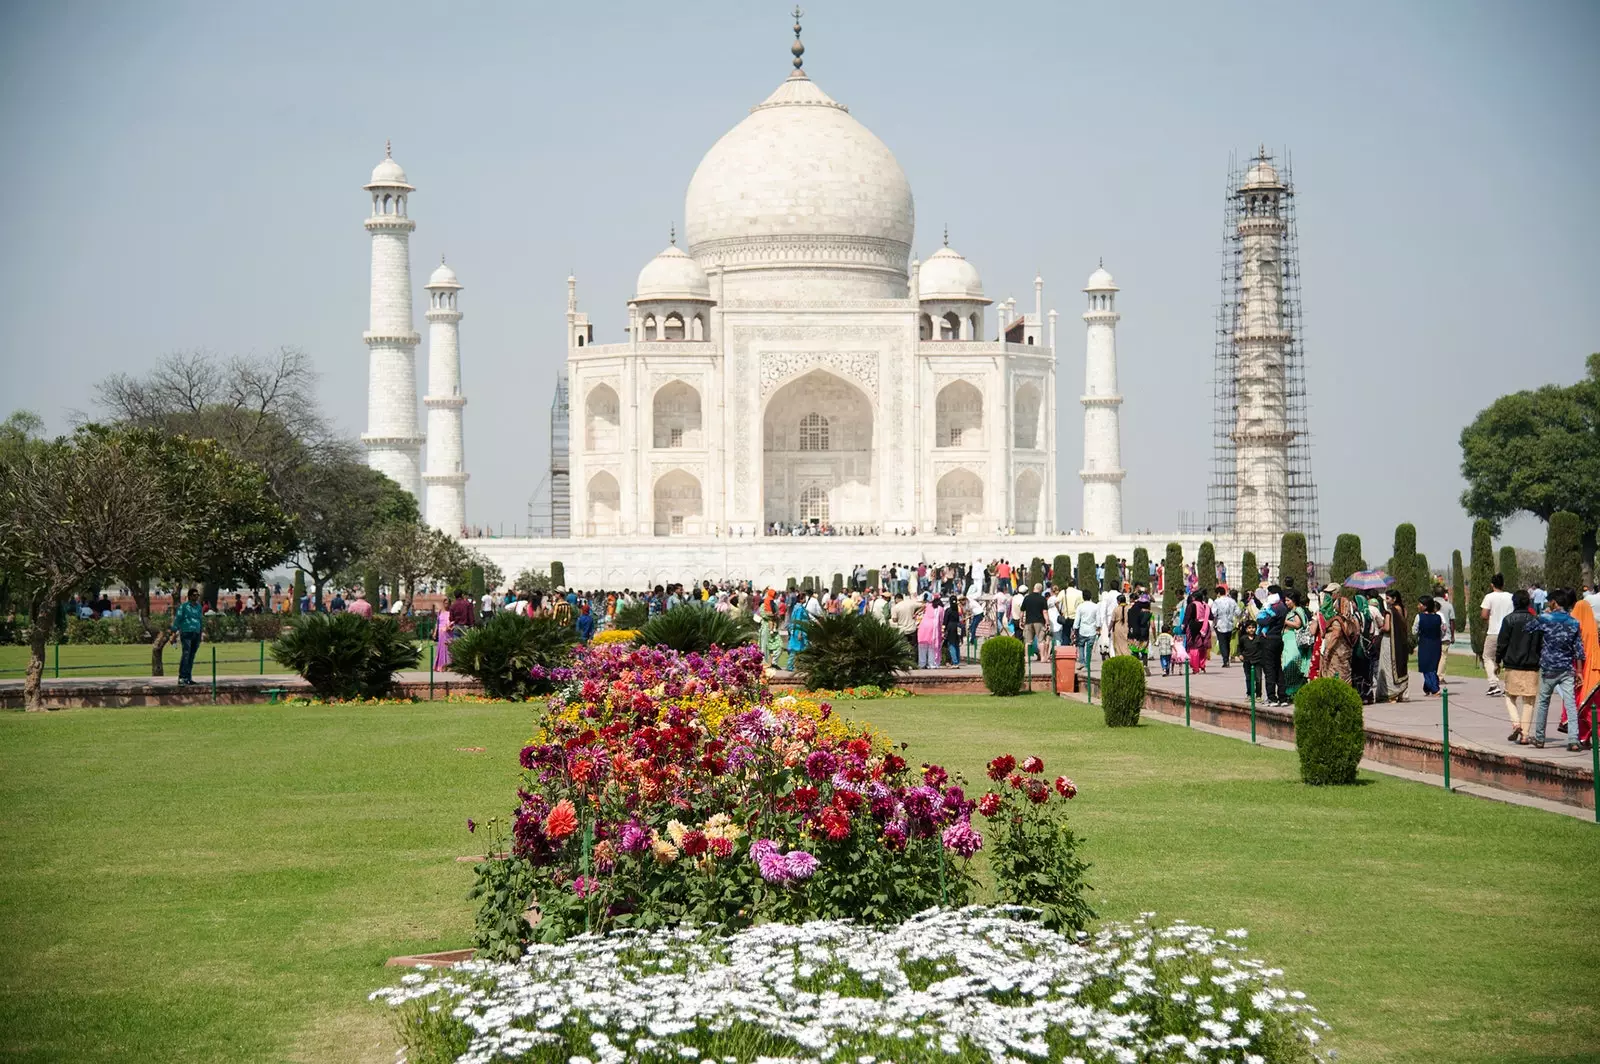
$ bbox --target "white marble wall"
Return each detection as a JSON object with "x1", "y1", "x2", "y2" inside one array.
[{"x1": 423, "y1": 288, "x2": 467, "y2": 534}]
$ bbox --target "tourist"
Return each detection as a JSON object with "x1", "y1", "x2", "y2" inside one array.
[
  {"x1": 1020, "y1": 582, "x2": 1050, "y2": 660},
  {"x1": 1073, "y1": 592, "x2": 1100, "y2": 665},
  {"x1": 348, "y1": 589, "x2": 374, "y2": 619},
  {"x1": 1185, "y1": 590, "x2": 1212, "y2": 674},
  {"x1": 1479, "y1": 573, "x2": 1513, "y2": 697},
  {"x1": 1529, "y1": 588, "x2": 1583, "y2": 750},
  {"x1": 1154, "y1": 627, "x2": 1176, "y2": 676},
  {"x1": 1436, "y1": 588, "x2": 1456, "y2": 685},
  {"x1": 1376, "y1": 589, "x2": 1410, "y2": 703},
  {"x1": 890, "y1": 592, "x2": 917, "y2": 651},
  {"x1": 1318, "y1": 593, "x2": 1358, "y2": 684},
  {"x1": 1212, "y1": 588, "x2": 1239, "y2": 667},
  {"x1": 1571, "y1": 593, "x2": 1599, "y2": 750},
  {"x1": 1495, "y1": 589, "x2": 1540, "y2": 744},
  {"x1": 448, "y1": 588, "x2": 476, "y2": 630},
  {"x1": 1531, "y1": 583, "x2": 1547, "y2": 611},
  {"x1": 1413, "y1": 596, "x2": 1444, "y2": 696},
  {"x1": 915, "y1": 596, "x2": 944, "y2": 670},
  {"x1": 480, "y1": 588, "x2": 497, "y2": 618},
  {"x1": 1254, "y1": 588, "x2": 1287, "y2": 705},
  {"x1": 1237, "y1": 618, "x2": 1263, "y2": 697},
  {"x1": 942, "y1": 596, "x2": 963, "y2": 666},
  {"x1": 1128, "y1": 592, "x2": 1152, "y2": 673},
  {"x1": 1349, "y1": 595, "x2": 1379, "y2": 703},
  {"x1": 1279, "y1": 589, "x2": 1313, "y2": 700},
  {"x1": 434, "y1": 608, "x2": 455, "y2": 671},
  {"x1": 172, "y1": 588, "x2": 204, "y2": 687},
  {"x1": 1110, "y1": 593, "x2": 1130, "y2": 657}
]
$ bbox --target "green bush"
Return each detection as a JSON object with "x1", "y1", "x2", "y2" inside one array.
[
  {"x1": 1100, "y1": 655, "x2": 1145, "y2": 727},
  {"x1": 801, "y1": 576, "x2": 814, "y2": 594},
  {"x1": 1499, "y1": 546, "x2": 1520, "y2": 591},
  {"x1": 636, "y1": 604, "x2": 757, "y2": 655},
  {"x1": 1545, "y1": 510, "x2": 1583, "y2": 592},
  {"x1": 291, "y1": 570, "x2": 306, "y2": 615},
  {"x1": 831, "y1": 572, "x2": 845, "y2": 596},
  {"x1": 1029, "y1": 557, "x2": 1046, "y2": 589},
  {"x1": 984, "y1": 786, "x2": 1095, "y2": 933},
  {"x1": 363, "y1": 566, "x2": 381, "y2": 603},
  {"x1": 271, "y1": 612, "x2": 419, "y2": 700},
  {"x1": 1076, "y1": 552, "x2": 1098, "y2": 601},
  {"x1": 1052, "y1": 554, "x2": 1072, "y2": 591},
  {"x1": 614, "y1": 600, "x2": 648, "y2": 629},
  {"x1": 786, "y1": 576, "x2": 798, "y2": 592},
  {"x1": 1329, "y1": 534, "x2": 1364, "y2": 585},
  {"x1": 866, "y1": 568, "x2": 880, "y2": 591},
  {"x1": 795, "y1": 612, "x2": 914, "y2": 690},
  {"x1": 1162, "y1": 544, "x2": 1183, "y2": 623},
  {"x1": 980, "y1": 635, "x2": 1025, "y2": 696},
  {"x1": 1130, "y1": 547, "x2": 1150, "y2": 589},
  {"x1": 1390, "y1": 524, "x2": 1425, "y2": 608},
  {"x1": 1469, "y1": 519, "x2": 1494, "y2": 657},
  {"x1": 1195, "y1": 541, "x2": 1216, "y2": 596},
  {"x1": 1102, "y1": 555, "x2": 1121, "y2": 593},
  {"x1": 447, "y1": 611, "x2": 579, "y2": 700},
  {"x1": 1240, "y1": 550, "x2": 1257, "y2": 592},
  {"x1": 1292, "y1": 677, "x2": 1365, "y2": 785},
  {"x1": 550, "y1": 561, "x2": 565, "y2": 589},
  {"x1": 1451, "y1": 549, "x2": 1466, "y2": 627},
  {"x1": 1280, "y1": 532, "x2": 1308, "y2": 594},
  {"x1": 469, "y1": 564, "x2": 486, "y2": 602}
]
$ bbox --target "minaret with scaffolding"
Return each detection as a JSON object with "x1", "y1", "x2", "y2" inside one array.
[{"x1": 1208, "y1": 147, "x2": 1320, "y2": 570}]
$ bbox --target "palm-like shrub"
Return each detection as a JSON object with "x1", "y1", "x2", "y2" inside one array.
[
  {"x1": 635, "y1": 604, "x2": 756, "y2": 654},
  {"x1": 448, "y1": 611, "x2": 579, "y2": 700},
  {"x1": 272, "y1": 612, "x2": 419, "y2": 700},
  {"x1": 1100, "y1": 655, "x2": 1145, "y2": 727},
  {"x1": 1292, "y1": 677, "x2": 1365, "y2": 785},
  {"x1": 613, "y1": 601, "x2": 648, "y2": 629},
  {"x1": 981, "y1": 635, "x2": 1025, "y2": 696},
  {"x1": 794, "y1": 612, "x2": 913, "y2": 690}
]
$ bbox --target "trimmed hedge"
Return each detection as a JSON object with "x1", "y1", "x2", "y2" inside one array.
[
  {"x1": 550, "y1": 560, "x2": 566, "y2": 589},
  {"x1": 1329, "y1": 534, "x2": 1364, "y2": 586},
  {"x1": 1545, "y1": 510, "x2": 1583, "y2": 592},
  {"x1": 1100, "y1": 655, "x2": 1145, "y2": 727},
  {"x1": 1131, "y1": 547, "x2": 1150, "y2": 589},
  {"x1": 291, "y1": 570, "x2": 306, "y2": 615},
  {"x1": 1102, "y1": 555, "x2": 1121, "y2": 594},
  {"x1": 1052, "y1": 554, "x2": 1072, "y2": 591},
  {"x1": 1162, "y1": 543, "x2": 1183, "y2": 624},
  {"x1": 1468, "y1": 519, "x2": 1493, "y2": 657},
  {"x1": 1292, "y1": 677, "x2": 1365, "y2": 785},
  {"x1": 1280, "y1": 532, "x2": 1308, "y2": 594},
  {"x1": 867, "y1": 568, "x2": 880, "y2": 591},
  {"x1": 980, "y1": 636, "x2": 1026, "y2": 696},
  {"x1": 1451, "y1": 550, "x2": 1466, "y2": 631},
  {"x1": 1499, "y1": 546, "x2": 1520, "y2": 592},
  {"x1": 1076, "y1": 552, "x2": 1098, "y2": 601},
  {"x1": 1240, "y1": 550, "x2": 1257, "y2": 592}
]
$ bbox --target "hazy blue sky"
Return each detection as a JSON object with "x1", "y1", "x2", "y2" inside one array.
[{"x1": 3, "y1": 0, "x2": 1597, "y2": 568}]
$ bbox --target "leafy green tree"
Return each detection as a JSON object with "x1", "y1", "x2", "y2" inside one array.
[
  {"x1": 1468, "y1": 520, "x2": 1494, "y2": 658},
  {"x1": 361, "y1": 520, "x2": 470, "y2": 611},
  {"x1": 1329, "y1": 534, "x2": 1365, "y2": 585},
  {"x1": 550, "y1": 561, "x2": 566, "y2": 588},
  {"x1": 1162, "y1": 543, "x2": 1183, "y2": 624},
  {"x1": 1102, "y1": 555, "x2": 1121, "y2": 593},
  {"x1": 1545, "y1": 510, "x2": 1584, "y2": 591},
  {"x1": 513, "y1": 567, "x2": 554, "y2": 594},
  {"x1": 1499, "y1": 546, "x2": 1521, "y2": 591},
  {"x1": 1389, "y1": 524, "x2": 1428, "y2": 609},
  {"x1": 1241, "y1": 550, "x2": 1258, "y2": 592},
  {"x1": 1196, "y1": 542, "x2": 1216, "y2": 595},
  {"x1": 1076, "y1": 552, "x2": 1098, "y2": 601},
  {"x1": 1451, "y1": 551, "x2": 1466, "y2": 639},
  {"x1": 1052, "y1": 555, "x2": 1072, "y2": 591},
  {"x1": 1460, "y1": 353, "x2": 1600, "y2": 572},
  {"x1": 1279, "y1": 533, "x2": 1308, "y2": 595},
  {"x1": 1131, "y1": 547, "x2": 1151, "y2": 590}
]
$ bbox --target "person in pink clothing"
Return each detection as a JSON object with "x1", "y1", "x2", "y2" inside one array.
[
  {"x1": 1186, "y1": 591, "x2": 1212, "y2": 673},
  {"x1": 434, "y1": 610, "x2": 454, "y2": 670},
  {"x1": 347, "y1": 590, "x2": 374, "y2": 620},
  {"x1": 917, "y1": 596, "x2": 945, "y2": 670}
]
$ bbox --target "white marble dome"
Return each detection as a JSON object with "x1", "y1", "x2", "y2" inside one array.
[
  {"x1": 427, "y1": 259, "x2": 460, "y2": 288},
  {"x1": 1084, "y1": 265, "x2": 1118, "y2": 291},
  {"x1": 635, "y1": 244, "x2": 711, "y2": 301},
  {"x1": 683, "y1": 73, "x2": 914, "y2": 289},
  {"x1": 918, "y1": 246, "x2": 986, "y2": 302},
  {"x1": 366, "y1": 155, "x2": 412, "y2": 189},
  {"x1": 1242, "y1": 158, "x2": 1281, "y2": 190}
]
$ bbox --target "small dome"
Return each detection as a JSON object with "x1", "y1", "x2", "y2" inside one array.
[
  {"x1": 1084, "y1": 265, "x2": 1118, "y2": 291},
  {"x1": 427, "y1": 259, "x2": 460, "y2": 289},
  {"x1": 1241, "y1": 157, "x2": 1282, "y2": 190},
  {"x1": 365, "y1": 148, "x2": 413, "y2": 190},
  {"x1": 918, "y1": 246, "x2": 986, "y2": 302},
  {"x1": 634, "y1": 244, "x2": 711, "y2": 302}
]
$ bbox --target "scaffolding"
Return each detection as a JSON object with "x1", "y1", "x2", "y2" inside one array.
[
  {"x1": 550, "y1": 369, "x2": 570, "y2": 538},
  {"x1": 1207, "y1": 148, "x2": 1321, "y2": 571}
]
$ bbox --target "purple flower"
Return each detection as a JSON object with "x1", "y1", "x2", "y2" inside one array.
[
  {"x1": 784, "y1": 849, "x2": 819, "y2": 881},
  {"x1": 902, "y1": 785, "x2": 940, "y2": 820},
  {"x1": 466, "y1": 818, "x2": 476, "y2": 834},
  {"x1": 572, "y1": 875, "x2": 598, "y2": 898},
  {"x1": 804, "y1": 749, "x2": 838, "y2": 781},
  {"x1": 881, "y1": 820, "x2": 908, "y2": 851},
  {"x1": 753, "y1": 840, "x2": 792, "y2": 884},
  {"x1": 941, "y1": 818, "x2": 984, "y2": 858},
  {"x1": 618, "y1": 820, "x2": 650, "y2": 854}
]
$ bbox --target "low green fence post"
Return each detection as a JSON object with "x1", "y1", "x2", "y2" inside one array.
[
  {"x1": 53, "y1": 642, "x2": 59, "y2": 679},
  {"x1": 1184, "y1": 656, "x2": 1191, "y2": 727},
  {"x1": 1591, "y1": 728, "x2": 1598, "y2": 823},
  {"x1": 1441, "y1": 688, "x2": 1452, "y2": 793},
  {"x1": 1085, "y1": 647, "x2": 1094, "y2": 705},
  {"x1": 429, "y1": 651, "x2": 435, "y2": 701},
  {"x1": 1248, "y1": 665, "x2": 1257, "y2": 743},
  {"x1": 210, "y1": 645, "x2": 218, "y2": 704},
  {"x1": 259, "y1": 640, "x2": 265, "y2": 675}
]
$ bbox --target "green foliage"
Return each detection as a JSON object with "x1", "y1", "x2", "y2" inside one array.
[
  {"x1": 1292, "y1": 677, "x2": 1365, "y2": 785},
  {"x1": 1162, "y1": 544, "x2": 1183, "y2": 622},
  {"x1": 1279, "y1": 532, "x2": 1308, "y2": 593},
  {"x1": 795, "y1": 612, "x2": 914, "y2": 690},
  {"x1": 447, "y1": 611, "x2": 579, "y2": 700},
  {"x1": 1545, "y1": 511, "x2": 1584, "y2": 591},
  {"x1": 614, "y1": 600, "x2": 648, "y2": 629},
  {"x1": 1130, "y1": 548, "x2": 1150, "y2": 589},
  {"x1": 1028, "y1": 557, "x2": 1046, "y2": 589},
  {"x1": 1052, "y1": 554, "x2": 1073, "y2": 590},
  {"x1": 513, "y1": 567, "x2": 554, "y2": 594},
  {"x1": 467, "y1": 819, "x2": 538, "y2": 961},
  {"x1": 1451, "y1": 550, "x2": 1466, "y2": 628},
  {"x1": 57, "y1": 613, "x2": 287, "y2": 646},
  {"x1": 270, "y1": 612, "x2": 419, "y2": 699},
  {"x1": 549, "y1": 561, "x2": 565, "y2": 588},
  {"x1": 801, "y1": 576, "x2": 814, "y2": 593},
  {"x1": 636, "y1": 604, "x2": 757, "y2": 655},
  {"x1": 1390, "y1": 524, "x2": 1428, "y2": 609},
  {"x1": 362, "y1": 566, "x2": 381, "y2": 603},
  {"x1": 1469, "y1": 520, "x2": 1494, "y2": 657},
  {"x1": 831, "y1": 572, "x2": 844, "y2": 596},
  {"x1": 1241, "y1": 550, "x2": 1258, "y2": 591},
  {"x1": 1076, "y1": 552, "x2": 1099, "y2": 601},
  {"x1": 984, "y1": 787, "x2": 1095, "y2": 933},
  {"x1": 1102, "y1": 555, "x2": 1121, "y2": 593},
  {"x1": 291, "y1": 570, "x2": 306, "y2": 615},
  {"x1": 468, "y1": 564, "x2": 486, "y2": 602},
  {"x1": 1100, "y1": 655, "x2": 1146, "y2": 727},
  {"x1": 980, "y1": 635, "x2": 1025, "y2": 696},
  {"x1": 1196, "y1": 542, "x2": 1216, "y2": 595},
  {"x1": 867, "y1": 568, "x2": 880, "y2": 591},
  {"x1": 1329, "y1": 534, "x2": 1364, "y2": 585},
  {"x1": 786, "y1": 576, "x2": 798, "y2": 592},
  {"x1": 1499, "y1": 546, "x2": 1521, "y2": 591}
]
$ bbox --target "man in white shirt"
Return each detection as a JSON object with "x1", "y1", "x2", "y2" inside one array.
[
  {"x1": 1479, "y1": 573, "x2": 1515, "y2": 696},
  {"x1": 1211, "y1": 589, "x2": 1240, "y2": 668},
  {"x1": 1074, "y1": 598, "x2": 1101, "y2": 662}
]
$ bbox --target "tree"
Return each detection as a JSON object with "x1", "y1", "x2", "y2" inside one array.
[
  {"x1": 1389, "y1": 524, "x2": 1427, "y2": 610},
  {"x1": 1196, "y1": 542, "x2": 1216, "y2": 596},
  {"x1": 1279, "y1": 533, "x2": 1308, "y2": 595},
  {"x1": 291, "y1": 570, "x2": 306, "y2": 614},
  {"x1": 362, "y1": 565, "x2": 381, "y2": 603},
  {"x1": 1102, "y1": 555, "x2": 1121, "y2": 594},
  {"x1": 1028, "y1": 557, "x2": 1046, "y2": 589},
  {"x1": 1162, "y1": 543, "x2": 1183, "y2": 624},
  {"x1": 1329, "y1": 534, "x2": 1365, "y2": 585},
  {"x1": 1468, "y1": 520, "x2": 1494, "y2": 658},
  {"x1": 1451, "y1": 550, "x2": 1466, "y2": 641},
  {"x1": 1241, "y1": 550, "x2": 1258, "y2": 592},
  {"x1": 513, "y1": 567, "x2": 554, "y2": 594},
  {"x1": 1131, "y1": 547, "x2": 1151, "y2": 590},
  {"x1": 1499, "y1": 546, "x2": 1521, "y2": 592},
  {"x1": 1076, "y1": 552, "x2": 1098, "y2": 601},
  {"x1": 1460, "y1": 353, "x2": 1600, "y2": 572},
  {"x1": 1052, "y1": 554, "x2": 1072, "y2": 591},
  {"x1": 361, "y1": 520, "x2": 469, "y2": 611},
  {"x1": 551, "y1": 561, "x2": 566, "y2": 588},
  {"x1": 293, "y1": 460, "x2": 417, "y2": 605},
  {"x1": 1545, "y1": 510, "x2": 1584, "y2": 591},
  {"x1": 0, "y1": 427, "x2": 178, "y2": 708}
]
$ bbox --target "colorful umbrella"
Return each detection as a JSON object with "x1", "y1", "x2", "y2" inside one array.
[{"x1": 1343, "y1": 569, "x2": 1394, "y2": 591}]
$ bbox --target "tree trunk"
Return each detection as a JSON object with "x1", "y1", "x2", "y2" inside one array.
[{"x1": 25, "y1": 602, "x2": 51, "y2": 711}]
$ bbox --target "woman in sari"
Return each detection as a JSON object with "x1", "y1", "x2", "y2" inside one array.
[
  {"x1": 434, "y1": 608, "x2": 455, "y2": 671},
  {"x1": 1307, "y1": 586, "x2": 1337, "y2": 681},
  {"x1": 1571, "y1": 597, "x2": 1600, "y2": 747},
  {"x1": 1377, "y1": 589, "x2": 1410, "y2": 702},
  {"x1": 1185, "y1": 591, "x2": 1212, "y2": 673},
  {"x1": 1111, "y1": 594, "x2": 1131, "y2": 657},
  {"x1": 1128, "y1": 594, "x2": 1152, "y2": 671},
  {"x1": 1319, "y1": 593, "x2": 1358, "y2": 683},
  {"x1": 1280, "y1": 589, "x2": 1312, "y2": 699}
]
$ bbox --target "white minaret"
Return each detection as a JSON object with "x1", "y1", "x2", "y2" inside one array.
[
  {"x1": 1233, "y1": 147, "x2": 1293, "y2": 555},
  {"x1": 422, "y1": 257, "x2": 468, "y2": 534},
  {"x1": 1080, "y1": 262, "x2": 1124, "y2": 535},
  {"x1": 361, "y1": 142, "x2": 424, "y2": 499}
]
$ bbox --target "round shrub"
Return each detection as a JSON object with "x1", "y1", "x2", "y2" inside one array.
[
  {"x1": 271, "y1": 612, "x2": 419, "y2": 700},
  {"x1": 448, "y1": 611, "x2": 579, "y2": 700},
  {"x1": 980, "y1": 635, "x2": 1025, "y2": 696},
  {"x1": 636, "y1": 604, "x2": 757, "y2": 655},
  {"x1": 1292, "y1": 677, "x2": 1365, "y2": 785},
  {"x1": 1099, "y1": 655, "x2": 1145, "y2": 727}
]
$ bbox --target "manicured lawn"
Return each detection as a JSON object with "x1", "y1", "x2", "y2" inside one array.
[
  {"x1": 0, "y1": 642, "x2": 433, "y2": 680},
  {"x1": 0, "y1": 694, "x2": 1594, "y2": 1063}
]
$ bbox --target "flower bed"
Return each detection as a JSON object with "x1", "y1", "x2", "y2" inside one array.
[
  {"x1": 374, "y1": 907, "x2": 1329, "y2": 1064},
  {"x1": 788, "y1": 684, "x2": 913, "y2": 701}
]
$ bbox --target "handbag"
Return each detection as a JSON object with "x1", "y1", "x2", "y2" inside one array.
[{"x1": 1296, "y1": 610, "x2": 1315, "y2": 650}]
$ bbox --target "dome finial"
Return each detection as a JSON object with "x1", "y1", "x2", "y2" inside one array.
[
  {"x1": 385, "y1": 138, "x2": 392, "y2": 158},
  {"x1": 790, "y1": 6, "x2": 806, "y2": 73},
  {"x1": 1099, "y1": 256, "x2": 1103, "y2": 268},
  {"x1": 670, "y1": 222, "x2": 676, "y2": 246},
  {"x1": 440, "y1": 253, "x2": 446, "y2": 265},
  {"x1": 1258, "y1": 143, "x2": 1268, "y2": 160},
  {"x1": 942, "y1": 222, "x2": 948, "y2": 247}
]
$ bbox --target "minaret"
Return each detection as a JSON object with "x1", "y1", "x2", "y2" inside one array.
[
  {"x1": 361, "y1": 142, "x2": 424, "y2": 499},
  {"x1": 422, "y1": 257, "x2": 468, "y2": 534},
  {"x1": 1080, "y1": 262, "x2": 1124, "y2": 535},
  {"x1": 1232, "y1": 147, "x2": 1293, "y2": 554}
]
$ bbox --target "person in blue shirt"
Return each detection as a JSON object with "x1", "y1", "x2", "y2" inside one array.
[
  {"x1": 172, "y1": 588, "x2": 205, "y2": 686},
  {"x1": 1254, "y1": 588, "x2": 1288, "y2": 705},
  {"x1": 1530, "y1": 587, "x2": 1584, "y2": 749},
  {"x1": 576, "y1": 603, "x2": 596, "y2": 643}
]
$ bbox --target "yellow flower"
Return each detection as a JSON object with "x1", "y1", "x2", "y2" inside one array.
[
  {"x1": 649, "y1": 833, "x2": 679, "y2": 865},
  {"x1": 702, "y1": 813, "x2": 743, "y2": 842},
  {"x1": 665, "y1": 819, "x2": 689, "y2": 847}
]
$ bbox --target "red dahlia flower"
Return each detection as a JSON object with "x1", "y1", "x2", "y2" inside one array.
[
  {"x1": 819, "y1": 805, "x2": 852, "y2": 840},
  {"x1": 1054, "y1": 776, "x2": 1078, "y2": 799},
  {"x1": 682, "y1": 830, "x2": 709, "y2": 857},
  {"x1": 1025, "y1": 779, "x2": 1050, "y2": 804},
  {"x1": 986, "y1": 754, "x2": 1017, "y2": 780},
  {"x1": 977, "y1": 792, "x2": 1002, "y2": 817},
  {"x1": 1021, "y1": 755, "x2": 1044, "y2": 774},
  {"x1": 544, "y1": 799, "x2": 579, "y2": 840}
]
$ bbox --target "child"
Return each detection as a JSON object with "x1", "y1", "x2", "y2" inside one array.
[
  {"x1": 1154, "y1": 629, "x2": 1176, "y2": 676},
  {"x1": 1237, "y1": 619, "x2": 1262, "y2": 699}
]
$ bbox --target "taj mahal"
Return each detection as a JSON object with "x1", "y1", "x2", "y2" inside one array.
[{"x1": 359, "y1": 15, "x2": 1307, "y2": 587}]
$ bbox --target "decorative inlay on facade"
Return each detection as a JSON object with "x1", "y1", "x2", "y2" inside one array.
[
  {"x1": 758, "y1": 350, "x2": 879, "y2": 400},
  {"x1": 933, "y1": 372, "x2": 984, "y2": 393},
  {"x1": 933, "y1": 459, "x2": 987, "y2": 480},
  {"x1": 691, "y1": 234, "x2": 909, "y2": 273},
  {"x1": 650, "y1": 372, "x2": 706, "y2": 392},
  {"x1": 650, "y1": 462, "x2": 707, "y2": 487}
]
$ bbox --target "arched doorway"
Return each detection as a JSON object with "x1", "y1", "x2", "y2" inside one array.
[
  {"x1": 1014, "y1": 468, "x2": 1043, "y2": 534},
  {"x1": 652, "y1": 381, "x2": 703, "y2": 449},
  {"x1": 653, "y1": 470, "x2": 703, "y2": 536},
  {"x1": 587, "y1": 471, "x2": 620, "y2": 535},
  {"x1": 585, "y1": 384, "x2": 620, "y2": 451},
  {"x1": 935, "y1": 380, "x2": 983, "y2": 448},
  {"x1": 762, "y1": 369, "x2": 874, "y2": 529},
  {"x1": 936, "y1": 469, "x2": 984, "y2": 534},
  {"x1": 1013, "y1": 381, "x2": 1041, "y2": 450}
]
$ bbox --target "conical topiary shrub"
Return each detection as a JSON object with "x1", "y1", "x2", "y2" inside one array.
[
  {"x1": 1100, "y1": 655, "x2": 1145, "y2": 727},
  {"x1": 980, "y1": 635, "x2": 1026, "y2": 696},
  {"x1": 1292, "y1": 677, "x2": 1365, "y2": 785}
]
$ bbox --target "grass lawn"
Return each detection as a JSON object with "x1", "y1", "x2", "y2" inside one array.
[
  {"x1": 0, "y1": 642, "x2": 433, "y2": 680},
  {"x1": 0, "y1": 694, "x2": 1594, "y2": 1063}
]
